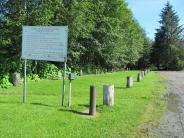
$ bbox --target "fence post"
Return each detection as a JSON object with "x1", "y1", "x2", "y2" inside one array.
[{"x1": 89, "y1": 86, "x2": 96, "y2": 116}]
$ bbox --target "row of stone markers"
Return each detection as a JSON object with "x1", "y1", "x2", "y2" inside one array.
[
  {"x1": 89, "y1": 69, "x2": 151, "y2": 116},
  {"x1": 127, "y1": 69, "x2": 150, "y2": 88}
]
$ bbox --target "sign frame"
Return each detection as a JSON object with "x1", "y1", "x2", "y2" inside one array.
[
  {"x1": 22, "y1": 26, "x2": 68, "y2": 62},
  {"x1": 21, "y1": 26, "x2": 68, "y2": 106}
]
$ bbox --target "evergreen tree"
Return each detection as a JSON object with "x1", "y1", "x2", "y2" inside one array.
[{"x1": 151, "y1": 2, "x2": 184, "y2": 70}]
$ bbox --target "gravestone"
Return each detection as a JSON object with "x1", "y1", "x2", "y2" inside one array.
[
  {"x1": 12, "y1": 72, "x2": 20, "y2": 86},
  {"x1": 137, "y1": 72, "x2": 142, "y2": 82},
  {"x1": 127, "y1": 76, "x2": 133, "y2": 88},
  {"x1": 103, "y1": 85, "x2": 114, "y2": 106}
]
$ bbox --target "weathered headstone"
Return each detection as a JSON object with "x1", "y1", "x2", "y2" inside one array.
[
  {"x1": 103, "y1": 85, "x2": 114, "y2": 106},
  {"x1": 144, "y1": 69, "x2": 147, "y2": 76},
  {"x1": 137, "y1": 73, "x2": 142, "y2": 82},
  {"x1": 12, "y1": 72, "x2": 20, "y2": 86},
  {"x1": 127, "y1": 76, "x2": 133, "y2": 88}
]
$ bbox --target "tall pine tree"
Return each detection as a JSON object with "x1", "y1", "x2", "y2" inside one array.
[{"x1": 151, "y1": 2, "x2": 183, "y2": 70}]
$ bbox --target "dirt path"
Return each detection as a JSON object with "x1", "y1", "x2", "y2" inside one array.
[{"x1": 148, "y1": 71, "x2": 184, "y2": 138}]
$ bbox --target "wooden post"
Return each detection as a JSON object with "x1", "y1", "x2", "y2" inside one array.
[
  {"x1": 89, "y1": 86, "x2": 96, "y2": 116},
  {"x1": 103, "y1": 85, "x2": 114, "y2": 106},
  {"x1": 127, "y1": 76, "x2": 133, "y2": 88},
  {"x1": 137, "y1": 73, "x2": 142, "y2": 82}
]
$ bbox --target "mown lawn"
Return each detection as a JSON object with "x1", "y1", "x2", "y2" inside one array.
[{"x1": 0, "y1": 71, "x2": 166, "y2": 138}]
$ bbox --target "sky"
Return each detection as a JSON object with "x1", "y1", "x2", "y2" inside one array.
[{"x1": 126, "y1": 0, "x2": 184, "y2": 40}]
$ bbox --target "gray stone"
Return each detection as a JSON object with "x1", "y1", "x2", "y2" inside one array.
[
  {"x1": 127, "y1": 76, "x2": 133, "y2": 88},
  {"x1": 103, "y1": 85, "x2": 114, "y2": 106},
  {"x1": 12, "y1": 72, "x2": 20, "y2": 86},
  {"x1": 137, "y1": 72, "x2": 142, "y2": 82}
]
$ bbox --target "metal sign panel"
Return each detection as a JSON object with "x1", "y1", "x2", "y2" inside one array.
[{"x1": 21, "y1": 26, "x2": 68, "y2": 62}]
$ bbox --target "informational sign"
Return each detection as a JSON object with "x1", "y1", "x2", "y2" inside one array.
[{"x1": 21, "y1": 26, "x2": 68, "y2": 62}]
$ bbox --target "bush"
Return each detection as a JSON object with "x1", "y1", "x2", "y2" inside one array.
[
  {"x1": 0, "y1": 74, "x2": 13, "y2": 88},
  {"x1": 26, "y1": 75, "x2": 32, "y2": 82},
  {"x1": 177, "y1": 60, "x2": 184, "y2": 70},
  {"x1": 83, "y1": 64, "x2": 97, "y2": 74},
  {"x1": 31, "y1": 74, "x2": 40, "y2": 82},
  {"x1": 38, "y1": 63, "x2": 59, "y2": 80}
]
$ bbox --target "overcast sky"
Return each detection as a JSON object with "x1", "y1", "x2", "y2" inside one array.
[{"x1": 126, "y1": 0, "x2": 184, "y2": 40}]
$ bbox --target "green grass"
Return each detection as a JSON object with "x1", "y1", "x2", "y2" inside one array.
[{"x1": 0, "y1": 71, "x2": 166, "y2": 138}]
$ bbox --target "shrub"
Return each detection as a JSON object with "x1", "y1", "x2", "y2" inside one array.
[
  {"x1": 38, "y1": 63, "x2": 59, "y2": 80},
  {"x1": 177, "y1": 60, "x2": 184, "y2": 70},
  {"x1": 83, "y1": 64, "x2": 96, "y2": 74},
  {"x1": 0, "y1": 74, "x2": 13, "y2": 88},
  {"x1": 31, "y1": 74, "x2": 40, "y2": 82}
]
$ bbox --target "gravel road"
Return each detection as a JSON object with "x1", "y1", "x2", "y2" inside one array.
[{"x1": 148, "y1": 71, "x2": 184, "y2": 138}]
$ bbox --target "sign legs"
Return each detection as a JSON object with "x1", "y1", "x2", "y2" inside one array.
[
  {"x1": 23, "y1": 59, "x2": 27, "y2": 103},
  {"x1": 68, "y1": 80, "x2": 72, "y2": 107},
  {"x1": 62, "y1": 61, "x2": 67, "y2": 106}
]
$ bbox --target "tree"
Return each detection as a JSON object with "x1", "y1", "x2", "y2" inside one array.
[
  {"x1": 137, "y1": 38, "x2": 152, "y2": 69},
  {"x1": 0, "y1": 0, "x2": 149, "y2": 87},
  {"x1": 151, "y1": 2, "x2": 184, "y2": 70}
]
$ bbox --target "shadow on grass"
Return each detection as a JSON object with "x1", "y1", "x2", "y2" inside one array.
[
  {"x1": 115, "y1": 86, "x2": 127, "y2": 90},
  {"x1": 78, "y1": 104, "x2": 103, "y2": 108},
  {"x1": 59, "y1": 104, "x2": 103, "y2": 116},
  {"x1": 78, "y1": 104, "x2": 88, "y2": 108},
  {"x1": 59, "y1": 108, "x2": 89, "y2": 116},
  {"x1": 0, "y1": 101, "x2": 21, "y2": 104},
  {"x1": 31, "y1": 102, "x2": 53, "y2": 107}
]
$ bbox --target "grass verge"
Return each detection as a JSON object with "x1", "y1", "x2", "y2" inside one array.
[{"x1": 0, "y1": 71, "x2": 166, "y2": 138}]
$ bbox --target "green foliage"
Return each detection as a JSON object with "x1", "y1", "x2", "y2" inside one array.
[
  {"x1": 177, "y1": 60, "x2": 184, "y2": 70},
  {"x1": 138, "y1": 39, "x2": 153, "y2": 69},
  {"x1": 26, "y1": 74, "x2": 40, "y2": 82},
  {"x1": 38, "y1": 63, "x2": 59, "y2": 80},
  {"x1": 31, "y1": 74, "x2": 40, "y2": 82},
  {"x1": 82, "y1": 64, "x2": 96, "y2": 74},
  {"x1": 0, "y1": 74, "x2": 12, "y2": 88},
  {"x1": 151, "y1": 2, "x2": 184, "y2": 70},
  {"x1": 0, "y1": 0, "x2": 149, "y2": 81}
]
